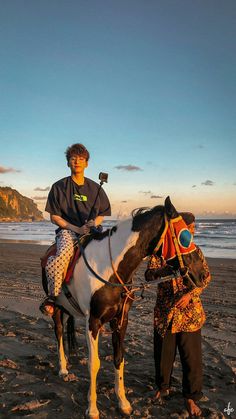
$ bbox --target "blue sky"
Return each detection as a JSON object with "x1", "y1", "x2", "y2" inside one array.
[{"x1": 0, "y1": 0, "x2": 235, "y2": 218}]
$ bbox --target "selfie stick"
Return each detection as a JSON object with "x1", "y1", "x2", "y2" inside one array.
[{"x1": 87, "y1": 172, "x2": 108, "y2": 222}]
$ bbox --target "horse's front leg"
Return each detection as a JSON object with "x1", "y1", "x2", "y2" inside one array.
[
  {"x1": 52, "y1": 307, "x2": 68, "y2": 376},
  {"x1": 110, "y1": 314, "x2": 132, "y2": 415},
  {"x1": 85, "y1": 315, "x2": 101, "y2": 419}
]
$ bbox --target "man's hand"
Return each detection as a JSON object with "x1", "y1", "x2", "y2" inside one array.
[
  {"x1": 77, "y1": 224, "x2": 90, "y2": 235},
  {"x1": 175, "y1": 293, "x2": 192, "y2": 309},
  {"x1": 86, "y1": 219, "x2": 95, "y2": 228},
  {"x1": 145, "y1": 269, "x2": 155, "y2": 282}
]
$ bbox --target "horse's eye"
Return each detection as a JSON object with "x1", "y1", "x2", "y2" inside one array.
[{"x1": 178, "y1": 229, "x2": 192, "y2": 248}]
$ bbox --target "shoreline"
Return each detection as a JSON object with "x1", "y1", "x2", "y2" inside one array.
[
  {"x1": 0, "y1": 238, "x2": 235, "y2": 261},
  {"x1": 0, "y1": 238, "x2": 52, "y2": 245},
  {"x1": 0, "y1": 242, "x2": 236, "y2": 418}
]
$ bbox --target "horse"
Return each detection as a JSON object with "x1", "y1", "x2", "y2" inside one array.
[{"x1": 42, "y1": 197, "x2": 206, "y2": 419}]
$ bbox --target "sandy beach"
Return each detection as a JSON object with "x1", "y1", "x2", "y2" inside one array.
[{"x1": 0, "y1": 242, "x2": 235, "y2": 418}]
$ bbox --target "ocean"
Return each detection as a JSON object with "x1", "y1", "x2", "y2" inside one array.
[{"x1": 0, "y1": 219, "x2": 235, "y2": 259}]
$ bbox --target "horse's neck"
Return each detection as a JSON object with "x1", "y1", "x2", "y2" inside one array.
[
  {"x1": 108, "y1": 219, "x2": 144, "y2": 281},
  {"x1": 111, "y1": 219, "x2": 140, "y2": 255},
  {"x1": 76, "y1": 219, "x2": 140, "y2": 280}
]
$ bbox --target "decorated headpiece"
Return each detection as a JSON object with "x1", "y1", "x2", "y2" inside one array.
[{"x1": 154, "y1": 214, "x2": 196, "y2": 261}]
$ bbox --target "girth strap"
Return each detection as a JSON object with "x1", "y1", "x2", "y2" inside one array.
[{"x1": 62, "y1": 283, "x2": 84, "y2": 315}]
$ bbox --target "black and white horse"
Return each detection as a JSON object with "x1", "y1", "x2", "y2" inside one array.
[{"x1": 43, "y1": 197, "x2": 205, "y2": 419}]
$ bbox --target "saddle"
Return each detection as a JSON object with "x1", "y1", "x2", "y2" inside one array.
[
  {"x1": 40, "y1": 234, "x2": 94, "y2": 285},
  {"x1": 40, "y1": 243, "x2": 81, "y2": 284}
]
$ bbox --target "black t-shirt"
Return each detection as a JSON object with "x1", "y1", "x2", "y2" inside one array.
[{"x1": 45, "y1": 176, "x2": 111, "y2": 227}]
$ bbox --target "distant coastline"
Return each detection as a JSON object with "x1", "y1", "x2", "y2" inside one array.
[{"x1": 0, "y1": 218, "x2": 46, "y2": 222}]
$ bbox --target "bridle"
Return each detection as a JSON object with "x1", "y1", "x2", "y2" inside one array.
[
  {"x1": 152, "y1": 213, "x2": 197, "y2": 288},
  {"x1": 62, "y1": 212, "x2": 197, "y2": 324},
  {"x1": 69, "y1": 212, "x2": 198, "y2": 292}
]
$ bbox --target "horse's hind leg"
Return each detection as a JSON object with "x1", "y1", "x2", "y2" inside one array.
[
  {"x1": 52, "y1": 307, "x2": 68, "y2": 377},
  {"x1": 110, "y1": 315, "x2": 132, "y2": 415}
]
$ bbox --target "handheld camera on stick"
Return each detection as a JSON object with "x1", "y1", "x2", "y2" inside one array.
[{"x1": 88, "y1": 172, "x2": 108, "y2": 234}]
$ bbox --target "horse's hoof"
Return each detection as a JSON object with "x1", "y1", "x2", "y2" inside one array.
[
  {"x1": 120, "y1": 406, "x2": 133, "y2": 416},
  {"x1": 62, "y1": 373, "x2": 78, "y2": 382},
  {"x1": 85, "y1": 408, "x2": 99, "y2": 419},
  {"x1": 59, "y1": 369, "x2": 68, "y2": 378}
]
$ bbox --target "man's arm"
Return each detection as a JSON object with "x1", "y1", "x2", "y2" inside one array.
[
  {"x1": 51, "y1": 214, "x2": 90, "y2": 235},
  {"x1": 144, "y1": 254, "x2": 175, "y2": 282},
  {"x1": 175, "y1": 247, "x2": 211, "y2": 308}
]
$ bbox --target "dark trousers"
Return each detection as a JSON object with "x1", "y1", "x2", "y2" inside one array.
[{"x1": 154, "y1": 328, "x2": 203, "y2": 401}]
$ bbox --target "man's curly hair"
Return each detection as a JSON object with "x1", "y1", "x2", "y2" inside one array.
[{"x1": 65, "y1": 143, "x2": 90, "y2": 163}]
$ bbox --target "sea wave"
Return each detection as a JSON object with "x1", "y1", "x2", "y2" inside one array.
[{"x1": 0, "y1": 219, "x2": 235, "y2": 259}]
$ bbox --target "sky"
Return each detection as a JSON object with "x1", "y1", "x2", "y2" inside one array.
[{"x1": 0, "y1": 0, "x2": 235, "y2": 219}]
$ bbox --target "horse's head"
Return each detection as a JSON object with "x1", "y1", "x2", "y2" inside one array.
[
  {"x1": 132, "y1": 196, "x2": 206, "y2": 288},
  {"x1": 161, "y1": 196, "x2": 206, "y2": 287}
]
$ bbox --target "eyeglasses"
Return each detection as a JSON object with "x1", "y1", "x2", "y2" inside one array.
[{"x1": 70, "y1": 155, "x2": 87, "y2": 162}]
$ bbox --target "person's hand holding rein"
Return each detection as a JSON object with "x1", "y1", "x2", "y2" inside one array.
[
  {"x1": 86, "y1": 219, "x2": 96, "y2": 228},
  {"x1": 85, "y1": 217, "x2": 104, "y2": 234},
  {"x1": 77, "y1": 224, "x2": 90, "y2": 235}
]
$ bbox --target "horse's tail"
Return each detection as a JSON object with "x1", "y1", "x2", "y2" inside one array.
[
  {"x1": 42, "y1": 267, "x2": 48, "y2": 295},
  {"x1": 66, "y1": 315, "x2": 77, "y2": 354}
]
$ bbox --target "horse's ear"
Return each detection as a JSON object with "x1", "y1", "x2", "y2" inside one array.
[{"x1": 164, "y1": 196, "x2": 179, "y2": 219}]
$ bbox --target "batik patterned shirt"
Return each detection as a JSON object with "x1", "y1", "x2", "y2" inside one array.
[{"x1": 147, "y1": 246, "x2": 211, "y2": 337}]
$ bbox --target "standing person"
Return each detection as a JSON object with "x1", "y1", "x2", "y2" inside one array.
[
  {"x1": 145, "y1": 215, "x2": 211, "y2": 417},
  {"x1": 40, "y1": 143, "x2": 111, "y2": 316}
]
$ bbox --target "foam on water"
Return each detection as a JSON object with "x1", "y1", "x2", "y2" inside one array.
[
  {"x1": 0, "y1": 219, "x2": 235, "y2": 259},
  {"x1": 195, "y1": 219, "x2": 236, "y2": 259}
]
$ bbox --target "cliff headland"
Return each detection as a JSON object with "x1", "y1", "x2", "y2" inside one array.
[{"x1": 0, "y1": 187, "x2": 44, "y2": 222}]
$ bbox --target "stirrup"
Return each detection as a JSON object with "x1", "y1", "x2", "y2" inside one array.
[{"x1": 39, "y1": 297, "x2": 56, "y2": 317}]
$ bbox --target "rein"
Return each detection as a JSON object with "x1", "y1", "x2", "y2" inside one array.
[
  {"x1": 62, "y1": 214, "x2": 195, "y2": 324},
  {"x1": 76, "y1": 229, "x2": 179, "y2": 291}
]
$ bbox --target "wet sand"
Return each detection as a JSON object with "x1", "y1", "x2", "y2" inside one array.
[{"x1": 0, "y1": 242, "x2": 235, "y2": 418}]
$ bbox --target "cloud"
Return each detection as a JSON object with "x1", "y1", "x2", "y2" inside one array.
[
  {"x1": 34, "y1": 186, "x2": 50, "y2": 191},
  {"x1": 151, "y1": 195, "x2": 163, "y2": 199},
  {"x1": 32, "y1": 196, "x2": 47, "y2": 201},
  {"x1": 192, "y1": 185, "x2": 197, "y2": 188},
  {"x1": 114, "y1": 165, "x2": 142, "y2": 171},
  {"x1": 0, "y1": 166, "x2": 21, "y2": 174},
  {"x1": 201, "y1": 180, "x2": 214, "y2": 186},
  {"x1": 139, "y1": 190, "x2": 152, "y2": 195}
]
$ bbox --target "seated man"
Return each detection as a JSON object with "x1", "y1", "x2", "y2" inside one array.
[
  {"x1": 145, "y1": 215, "x2": 211, "y2": 417},
  {"x1": 40, "y1": 143, "x2": 111, "y2": 316}
]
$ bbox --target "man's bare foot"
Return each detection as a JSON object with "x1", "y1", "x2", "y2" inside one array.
[
  {"x1": 152, "y1": 389, "x2": 169, "y2": 404},
  {"x1": 185, "y1": 398, "x2": 202, "y2": 417}
]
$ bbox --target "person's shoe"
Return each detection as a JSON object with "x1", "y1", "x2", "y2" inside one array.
[
  {"x1": 184, "y1": 398, "x2": 202, "y2": 417},
  {"x1": 39, "y1": 297, "x2": 55, "y2": 317}
]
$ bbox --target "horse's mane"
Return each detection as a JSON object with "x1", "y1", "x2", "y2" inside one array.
[
  {"x1": 131, "y1": 206, "x2": 151, "y2": 218},
  {"x1": 132, "y1": 205, "x2": 164, "y2": 221},
  {"x1": 130, "y1": 205, "x2": 164, "y2": 232}
]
